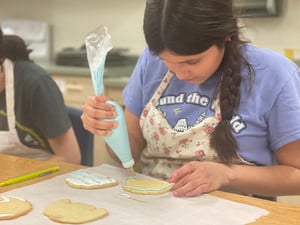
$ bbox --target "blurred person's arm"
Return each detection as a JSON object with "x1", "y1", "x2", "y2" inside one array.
[{"x1": 47, "y1": 127, "x2": 81, "y2": 164}]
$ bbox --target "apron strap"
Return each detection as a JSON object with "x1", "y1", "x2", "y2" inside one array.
[{"x1": 4, "y1": 59, "x2": 17, "y2": 131}]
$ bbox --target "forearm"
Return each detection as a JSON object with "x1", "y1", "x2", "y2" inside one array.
[
  {"x1": 227, "y1": 164, "x2": 300, "y2": 196},
  {"x1": 48, "y1": 145, "x2": 81, "y2": 164},
  {"x1": 48, "y1": 128, "x2": 81, "y2": 164},
  {"x1": 48, "y1": 154, "x2": 70, "y2": 163}
]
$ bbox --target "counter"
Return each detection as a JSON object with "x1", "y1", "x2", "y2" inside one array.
[
  {"x1": 38, "y1": 62, "x2": 134, "y2": 88},
  {"x1": 1, "y1": 154, "x2": 300, "y2": 225}
]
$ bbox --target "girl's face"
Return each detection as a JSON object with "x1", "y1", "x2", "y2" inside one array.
[{"x1": 159, "y1": 45, "x2": 225, "y2": 84}]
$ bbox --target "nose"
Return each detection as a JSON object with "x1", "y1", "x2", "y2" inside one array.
[
  {"x1": 167, "y1": 64, "x2": 189, "y2": 80},
  {"x1": 171, "y1": 69, "x2": 190, "y2": 80},
  {"x1": 174, "y1": 71, "x2": 188, "y2": 80}
]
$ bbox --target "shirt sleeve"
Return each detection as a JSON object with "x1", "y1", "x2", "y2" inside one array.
[
  {"x1": 123, "y1": 48, "x2": 150, "y2": 116},
  {"x1": 28, "y1": 75, "x2": 71, "y2": 138},
  {"x1": 268, "y1": 69, "x2": 300, "y2": 151}
]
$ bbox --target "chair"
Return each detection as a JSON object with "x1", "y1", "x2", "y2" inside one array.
[{"x1": 66, "y1": 105, "x2": 94, "y2": 166}]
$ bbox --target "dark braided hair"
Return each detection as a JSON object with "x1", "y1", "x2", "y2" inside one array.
[{"x1": 143, "y1": 0, "x2": 253, "y2": 163}]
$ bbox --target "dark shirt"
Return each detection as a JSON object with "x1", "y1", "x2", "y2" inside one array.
[{"x1": 0, "y1": 60, "x2": 71, "y2": 152}]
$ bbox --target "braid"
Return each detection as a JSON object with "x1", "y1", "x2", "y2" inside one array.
[{"x1": 210, "y1": 37, "x2": 243, "y2": 163}]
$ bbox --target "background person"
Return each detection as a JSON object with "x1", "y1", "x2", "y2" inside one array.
[{"x1": 0, "y1": 32, "x2": 81, "y2": 164}]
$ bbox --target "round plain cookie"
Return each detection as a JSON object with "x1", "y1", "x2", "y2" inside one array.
[
  {"x1": 0, "y1": 196, "x2": 32, "y2": 220},
  {"x1": 44, "y1": 199, "x2": 108, "y2": 224},
  {"x1": 65, "y1": 170, "x2": 117, "y2": 189},
  {"x1": 122, "y1": 177, "x2": 174, "y2": 195}
]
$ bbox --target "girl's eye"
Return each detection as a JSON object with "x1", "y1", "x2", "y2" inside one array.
[{"x1": 186, "y1": 59, "x2": 200, "y2": 65}]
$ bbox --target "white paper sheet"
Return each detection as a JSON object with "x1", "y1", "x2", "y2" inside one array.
[{"x1": 1, "y1": 164, "x2": 269, "y2": 225}]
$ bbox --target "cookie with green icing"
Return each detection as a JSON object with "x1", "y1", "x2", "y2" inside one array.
[{"x1": 122, "y1": 177, "x2": 174, "y2": 195}]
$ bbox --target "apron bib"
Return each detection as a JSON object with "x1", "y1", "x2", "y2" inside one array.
[
  {"x1": 0, "y1": 59, "x2": 51, "y2": 160},
  {"x1": 139, "y1": 71, "x2": 252, "y2": 180}
]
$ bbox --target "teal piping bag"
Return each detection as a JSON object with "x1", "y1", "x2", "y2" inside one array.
[{"x1": 85, "y1": 26, "x2": 134, "y2": 169}]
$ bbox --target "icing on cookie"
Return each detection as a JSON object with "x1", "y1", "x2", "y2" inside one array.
[
  {"x1": 0, "y1": 214, "x2": 14, "y2": 218},
  {"x1": 0, "y1": 196, "x2": 26, "y2": 202},
  {"x1": 122, "y1": 177, "x2": 174, "y2": 195},
  {"x1": 0, "y1": 196, "x2": 10, "y2": 203},
  {"x1": 65, "y1": 170, "x2": 117, "y2": 188},
  {"x1": 0, "y1": 196, "x2": 32, "y2": 220}
]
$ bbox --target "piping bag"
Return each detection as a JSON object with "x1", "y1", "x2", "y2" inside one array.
[{"x1": 85, "y1": 26, "x2": 135, "y2": 174}]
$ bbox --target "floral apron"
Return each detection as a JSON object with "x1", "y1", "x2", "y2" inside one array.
[
  {"x1": 139, "y1": 71, "x2": 252, "y2": 181},
  {"x1": 0, "y1": 59, "x2": 51, "y2": 160}
]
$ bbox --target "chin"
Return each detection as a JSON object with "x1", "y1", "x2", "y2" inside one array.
[{"x1": 184, "y1": 78, "x2": 205, "y2": 84}]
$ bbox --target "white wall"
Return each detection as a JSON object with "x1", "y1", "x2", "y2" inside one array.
[
  {"x1": 0, "y1": 0, "x2": 146, "y2": 58},
  {"x1": 0, "y1": 0, "x2": 300, "y2": 60},
  {"x1": 241, "y1": 0, "x2": 300, "y2": 55}
]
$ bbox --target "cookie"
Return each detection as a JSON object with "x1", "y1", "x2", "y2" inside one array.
[
  {"x1": 122, "y1": 177, "x2": 174, "y2": 195},
  {"x1": 65, "y1": 170, "x2": 117, "y2": 189},
  {"x1": 0, "y1": 196, "x2": 32, "y2": 220},
  {"x1": 44, "y1": 199, "x2": 108, "y2": 224}
]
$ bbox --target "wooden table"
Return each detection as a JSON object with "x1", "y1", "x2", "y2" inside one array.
[
  {"x1": 0, "y1": 153, "x2": 85, "y2": 193},
  {"x1": 1, "y1": 154, "x2": 300, "y2": 225}
]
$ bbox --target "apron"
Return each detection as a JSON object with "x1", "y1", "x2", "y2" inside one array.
[
  {"x1": 0, "y1": 59, "x2": 51, "y2": 160},
  {"x1": 139, "y1": 71, "x2": 253, "y2": 181}
]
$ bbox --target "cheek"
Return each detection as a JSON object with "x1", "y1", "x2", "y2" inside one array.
[
  {"x1": 198, "y1": 65, "x2": 215, "y2": 76},
  {"x1": 187, "y1": 64, "x2": 210, "y2": 77},
  {"x1": 194, "y1": 57, "x2": 222, "y2": 77}
]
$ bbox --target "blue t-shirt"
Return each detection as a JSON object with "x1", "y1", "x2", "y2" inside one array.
[{"x1": 123, "y1": 45, "x2": 300, "y2": 166}]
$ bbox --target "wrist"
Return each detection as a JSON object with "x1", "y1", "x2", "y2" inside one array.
[{"x1": 223, "y1": 164, "x2": 236, "y2": 188}]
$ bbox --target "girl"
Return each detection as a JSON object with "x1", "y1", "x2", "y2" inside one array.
[{"x1": 81, "y1": 0, "x2": 300, "y2": 198}]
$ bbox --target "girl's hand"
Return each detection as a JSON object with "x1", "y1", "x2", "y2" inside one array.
[
  {"x1": 81, "y1": 94, "x2": 118, "y2": 136},
  {"x1": 169, "y1": 161, "x2": 232, "y2": 197}
]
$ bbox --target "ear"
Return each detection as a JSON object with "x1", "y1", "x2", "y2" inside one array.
[{"x1": 225, "y1": 36, "x2": 232, "y2": 42}]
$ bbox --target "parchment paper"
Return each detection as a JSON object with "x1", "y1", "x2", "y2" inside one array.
[{"x1": 1, "y1": 164, "x2": 269, "y2": 225}]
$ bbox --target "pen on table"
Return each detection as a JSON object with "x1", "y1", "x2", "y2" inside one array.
[{"x1": 0, "y1": 166, "x2": 59, "y2": 187}]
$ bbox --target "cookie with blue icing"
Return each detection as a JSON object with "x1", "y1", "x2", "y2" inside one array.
[
  {"x1": 122, "y1": 177, "x2": 174, "y2": 195},
  {"x1": 65, "y1": 170, "x2": 117, "y2": 189}
]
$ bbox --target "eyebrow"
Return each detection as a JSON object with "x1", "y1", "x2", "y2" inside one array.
[
  {"x1": 178, "y1": 59, "x2": 195, "y2": 64},
  {"x1": 160, "y1": 56, "x2": 200, "y2": 64}
]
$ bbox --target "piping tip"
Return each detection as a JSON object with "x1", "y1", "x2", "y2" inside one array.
[{"x1": 128, "y1": 166, "x2": 136, "y2": 177}]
